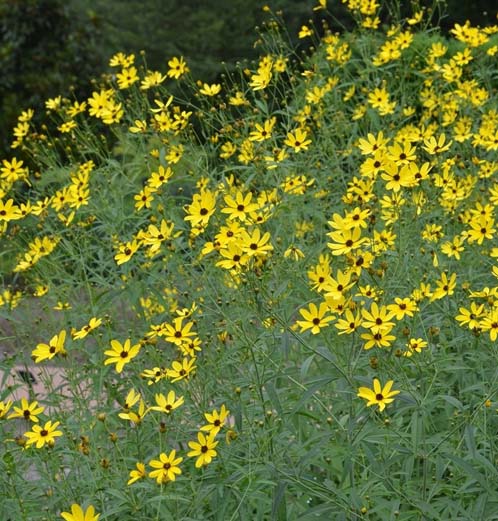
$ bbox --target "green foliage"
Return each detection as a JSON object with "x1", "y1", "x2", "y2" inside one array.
[{"x1": 0, "y1": 0, "x2": 104, "y2": 155}]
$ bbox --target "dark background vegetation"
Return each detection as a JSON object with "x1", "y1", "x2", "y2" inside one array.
[{"x1": 0, "y1": 0, "x2": 496, "y2": 158}]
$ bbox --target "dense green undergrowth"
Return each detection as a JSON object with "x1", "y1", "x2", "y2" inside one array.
[{"x1": 0, "y1": 1, "x2": 498, "y2": 519}]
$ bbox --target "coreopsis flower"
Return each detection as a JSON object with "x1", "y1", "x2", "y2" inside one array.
[
  {"x1": 440, "y1": 236, "x2": 465, "y2": 260},
  {"x1": 72, "y1": 317, "x2": 102, "y2": 340},
  {"x1": 221, "y1": 190, "x2": 259, "y2": 222},
  {"x1": 334, "y1": 309, "x2": 362, "y2": 335},
  {"x1": 0, "y1": 400, "x2": 13, "y2": 419},
  {"x1": 24, "y1": 420, "x2": 63, "y2": 448},
  {"x1": 104, "y1": 339, "x2": 141, "y2": 373},
  {"x1": 127, "y1": 462, "x2": 146, "y2": 485},
  {"x1": 8, "y1": 398, "x2": 44, "y2": 422},
  {"x1": 166, "y1": 358, "x2": 196, "y2": 383},
  {"x1": 149, "y1": 391, "x2": 184, "y2": 414},
  {"x1": 184, "y1": 189, "x2": 217, "y2": 228},
  {"x1": 199, "y1": 83, "x2": 221, "y2": 96},
  {"x1": 60, "y1": 504, "x2": 100, "y2": 521},
  {"x1": 200, "y1": 404, "x2": 230, "y2": 437},
  {"x1": 284, "y1": 245, "x2": 305, "y2": 260},
  {"x1": 480, "y1": 308, "x2": 498, "y2": 341},
  {"x1": 45, "y1": 96, "x2": 62, "y2": 110},
  {"x1": 298, "y1": 25, "x2": 313, "y2": 38},
  {"x1": 116, "y1": 66, "x2": 139, "y2": 89},
  {"x1": 367, "y1": 86, "x2": 396, "y2": 115},
  {"x1": 296, "y1": 302, "x2": 334, "y2": 334},
  {"x1": 228, "y1": 91, "x2": 249, "y2": 105},
  {"x1": 239, "y1": 227, "x2": 273, "y2": 258},
  {"x1": 216, "y1": 243, "x2": 249, "y2": 271},
  {"x1": 361, "y1": 303, "x2": 396, "y2": 333},
  {"x1": 118, "y1": 399, "x2": 148, "y2": 425},
  {"x1": 1, "y1": 158, "x2": 27, "y2": 182},
  {"x1": 140, "y1": 71, "x2": 166, "y2": 90},
  {"x1": 249, "y1": 117, "x2": 276, "y2": 142},
  {"x1": 134, "y1": 186, "x2": 155, "y2": 211},
  {"x1": 327, "y1": 227, "x2": 367, "y2": 256},
  {"x1": 323, "y1": 268, "x2": 355, "y2": 300},
  {"x1": 149, "y1": 450, "x2": 183, "y2": 483},
  {"x1": 455, "y1": 303, "x2": 485, "y2": 330},
  {"x1": 387, "y1": 298, "x2": 418, "y2": 320},
  {"x1": 403, "y1": 338, "x2": 428, "y2": 357},
  {"x1": 162, "y1": 317, "x2": 196, "y2": 346},
  {"x1": 129, "y1": 120, "x2": 147, "y2": 133},
  {"x1": 114, "y1": 240, "x2": 140, "y2": 265},
  {"x1": 109, "y1": 52, "x2": 134, "y2": 67},
  {"x1": 0, "y1": 199, "x2": 22, "y2": 222},
  {"x1": 32, "y1": 330, "x2": 67, "y2": 363},
  {"x1": 284, "y1": 128, "x2": 312, "y2": 153},
  {"x1": 357, "y1": 131, "x2": 389, "y2": 155},
  {"x1": 167, "y1": 56, "x2": 189, "y2": 79},
  {"x1": 361, "y1": 328, "x2": 396, "y2": 350},
  {"x1": 357, "y1": 379, "x2": 400, "y2": 412},
  {"x1": 422, "y1": 133, "x2": 452, "y2": 154},
  {"x1": 431, "y1": 272, "x2": 457, "y2": 301},
  {"x1": 187, "y1": 432, "x2": 218, "y2": 467},
  {"x1": 147, "y1": 165, "x2": 173, "y2": 189}
]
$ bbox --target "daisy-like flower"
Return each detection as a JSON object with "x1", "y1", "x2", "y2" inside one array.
[
  {"x1": 149, "y1": 450, "x2": 183, "y2": 483},
  {"x1": 114, "y1": 240, "x2": 140, "y2": 265},
  {"x1": 0, "y1": 399, "x2": 13, "y2": 419},
  {"x1": 149, "y1": 391, "x2": 184, "y2": 414},
  {"x1": 60, "y1": 504, "x2": 100, "y2": 521},
  {"x1": 72, "y1": 317, "x2": 102, "y2": 340},
  {"x1": 167, "y1": 56, "x2": 189, "y2": 79},
  {"x1": 166, "y1": 358, "x2": 196, "y2": 383},
  {"x1": 118, "y1": 399, "x2": 148, "y2": 425},
  {"x1": 187, "y1": 432, "x2": 218, "y2": 468},
  {"x1": 284, "y1": 128, "x2": 312, "y2": 153},
  {"x1": 431, "y1": 272, "x2": 457, "y2": 301},
  {"x1": 8, "y1": 398, "x2": 44, "y2": 422},
  {"x1": 296, "y1": 302, "x2": 334, "y2": 334},
  {"x1": 127, "y1": 462, "x2": 146, "y2": 485},
  {"x1": 221, "y1": 190, "x2": 259, "y2": 222},
  {"x1": 32, "y1": 329, "x2": 67, "y2": 363},
  {"x1": 199, "y1": 83, "x2": 221, "y2": 96},
  {"x1": 200, "y1": 404, "x2": 230, "y2": 437},
  {"x1": 161, "y1": 317, "x2": 196, "y2": 346},
  {"x1": 24, "y1": 420, "x2": 63, "y2": 448},
  {"x1": 104, "y1": 339, "x2": 141, "y2": 373},
  {"x1": 357, "y1": 378, "x2": 400, "y2": 412}
]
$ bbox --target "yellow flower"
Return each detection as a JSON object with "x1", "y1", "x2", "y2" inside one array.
[
  {"x1": 199, "y1": 83, "x2": 222, "y2": 96},
  {"x1": 61, "y1": 504, "x2": 100, "y2": 521},
  {"x1": 284, "y1": 128, "x2": 312, "y2": 153},
  {"x1": 32, "y1": 330, "x2": 67, "y2": 363},
  {"x1": 149, "y1": 450, "x2": 183, "y2": 483},
  {"x1": 296, "y1": 302, "x2": 334, "y2": 334},
  {"x1": 149, "y1": 391, "x2": 184, "y2": 414},
  {"x1": 167, "y1": 56, "x2": 189, "y2": 79},
  {"x1": 72, "y1": 317, "x2": 102, "y2": 340},
  {"x1": 200, "y1": 404, "x2": 230, "y2": 437},
  {"x1": 298, "y1": 25, "x2": 313, "y2": 38},
  {"x1": 8, "y1": 398, "x2": 44, "y2": 423},
  {"x1": 127, "y1": 462, "x2": 146, "y2": 485},
  {"x1": 104, "y1": 339, "x2": 141, "y2": 373},
  {"x1": 24, "y1": 420, "x2": 63, "y2": 448},
  {"x1": 187, "y1": 432, "x2": 218, "y2": 467},
  {"x1": 357, "y1": 379, "x2": 400, "y2": 412},
  {"x1": 0, "y1": 399, "x2": 13, "y2": 419},
  {"x1": 114, "y1": 240, "x2": 140, "y2": 265}
]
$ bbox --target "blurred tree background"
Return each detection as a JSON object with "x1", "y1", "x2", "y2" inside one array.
[{"x1": 0, "y1": 0, "x2": 496, "y2": 157}]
